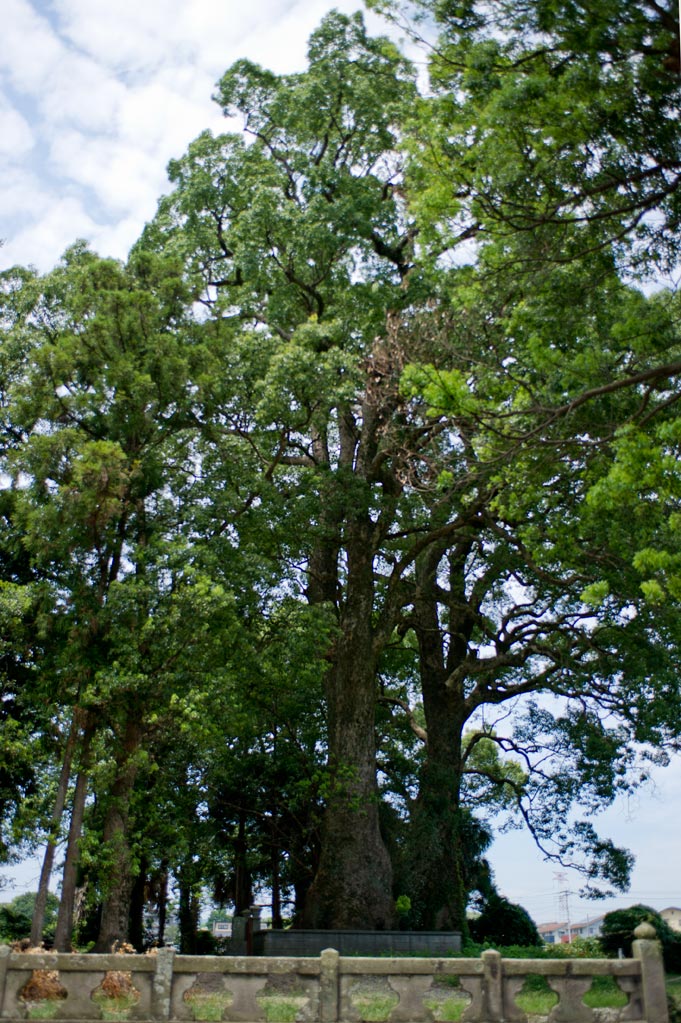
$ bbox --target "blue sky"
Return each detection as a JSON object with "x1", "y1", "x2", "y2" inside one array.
[{"x1": 2, "y1": 0, "x2": 681, "y2": 929}]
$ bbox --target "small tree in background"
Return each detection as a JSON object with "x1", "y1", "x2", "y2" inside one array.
[
  {"x1": 469, "y1": 894, "x2": 541, "y2": 947},
  {"x1": 601, "y1": 905, "x2": 681, "y2": 971},
  {"x1": 0, "y1": 891, "x2": 59, "y2": 943}
]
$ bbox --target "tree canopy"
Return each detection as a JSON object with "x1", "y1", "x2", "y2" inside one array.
[{"x1": 1, "y1": 0, "x2": 681, "y2": 948}]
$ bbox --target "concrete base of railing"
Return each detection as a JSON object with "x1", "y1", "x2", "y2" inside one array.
[{"x1": 0, "y1": 923, "x2": 669, "y2": 1023}]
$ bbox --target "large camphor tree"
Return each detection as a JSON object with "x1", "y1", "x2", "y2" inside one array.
[
  {"x1": 370, "y1": 0, "x2": 681, "y2": 929},
  {"x1": 138, "y1": 1, "x2": 681, "y2": 933},
  {"x1": 2, "y1": 0, "x2": 681, "y2": 942}
]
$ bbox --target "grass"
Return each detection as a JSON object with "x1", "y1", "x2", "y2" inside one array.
[
  {"x1": 184, "y1": 989, "x2": 309, "y2": 1023},
  {"x1": 582, "y1": 976, "x2": 629, "y2": 1008},
  {"x1": 25, "y1": 1002, "x2": 61, "y2": 1020},
  {"x1": 514, "y1": 974, "x2": 559, "y2": 1015},
  {"x1": 91, "y1": 992, "x2": 142, "y2": 1021},
  {"x1": 424, "y1": 994, "x2": 470, "y2": 1021},
  {"x1": 183, "y1": 991, "x2": 233, "y2": 1021},
  {"x1": 513, "y1": 973, "x2": 633, "y2": 1015},
  {"x1": 351, "y1": 992, "x2": 400, "y2": 1021},
  {"x1": 91, "y1": 971, "x2": 141, "y2": 1021},
  {"x1": 257, "y1": 995, "x2": 308, "y2": 1022}
]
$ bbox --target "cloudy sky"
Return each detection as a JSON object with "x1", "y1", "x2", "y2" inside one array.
[
  {"x1": 1, "y1": 0, "x2": 386, "y2": 272},
  {"x1": 2, "y1": 0, "x2": 681, "y2": 928}
]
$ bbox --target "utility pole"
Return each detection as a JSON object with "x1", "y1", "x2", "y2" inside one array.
[{"x1": 553, "y1": 872, "x2": 573, "y2": 943}]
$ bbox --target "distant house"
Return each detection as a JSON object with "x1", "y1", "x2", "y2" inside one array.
[
  {"x1": 538, "y1": 916, "x2": 604, "y2": 944},
  {"x1": 211, "y1": 919, "x2": 232, "y2": 938},
  {"x1": 537, "y1": 922, "x2": 570, "y2": 944},
  {"x1": 571, "y1": 915, "x2": 605, "y2": 939},
  {"x1": 660, "y1": 908, "x2": 681, "y2": 933}
]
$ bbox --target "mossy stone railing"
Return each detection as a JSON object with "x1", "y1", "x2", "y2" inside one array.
[{"x1": 0, "y1": 922, "x2": 669, "y2": 1023}]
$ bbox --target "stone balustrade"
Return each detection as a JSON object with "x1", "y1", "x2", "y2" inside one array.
[{"x1": 0, "y1": 924, "x2": 669, "y2": 1023}]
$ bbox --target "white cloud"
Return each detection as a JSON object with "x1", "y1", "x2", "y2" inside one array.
[
  {"x1": 56, "y1": 0, "x2": 260, "y2": 73},
  {"x1": 0, "y1": 102, "x2": 34, "y2": 158},
  {"x1": 0, "y1": 166, "x2": 46, "y2": 220},
  {"x1": 49, "y1": 129, "x2": 165, "y2": 213},
  {"x1": 0, "y1": 0, "x2": 64, "y2": 96},
  {"x1": 115, "y1": 80, "x2": 222, "y2": 154},
  {"x1": 2, "y1": 194, "x2": 101, "y2": 270},
  {"x1": 0, "y1": 0, "x2": 376, "y2": 275},
  {"x1": 39, "y1": 55, "x2": 126, "y2": 134}
]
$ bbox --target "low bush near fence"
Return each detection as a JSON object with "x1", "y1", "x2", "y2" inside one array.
[{"x1": 460, "y1": 936, "x2": 605, "y2": 959}]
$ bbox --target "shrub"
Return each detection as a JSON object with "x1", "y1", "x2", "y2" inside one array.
[
  {"x1": 600, "y1": 905, "x2": 681, "y2": 972},
  {"x1": 469, "y1": 895, "x2": 541, "y2": 948}
]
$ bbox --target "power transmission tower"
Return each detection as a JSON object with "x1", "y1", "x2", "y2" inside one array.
[{"x1": 553, "y1": 872, "x2": 573, "y2": 942}]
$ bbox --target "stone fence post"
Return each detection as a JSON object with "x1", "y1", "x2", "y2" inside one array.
[
  {"x1": 152, "y1": 946, "x2": 175, "y2": 1021},
  {"x1": 319, "y1": 947, "x2": 339, "y2": 1022},
  {"x1": 632, "y1": 922, "x2": 669, "y2": 1023},
  {"x1": 481, "y1": 949, "x2": 503, "y2": 1023}
]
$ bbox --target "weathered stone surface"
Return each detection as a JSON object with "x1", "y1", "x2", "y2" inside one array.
[{"x1": 0, "y1": 937, "x2": 669, "y2": 1023}]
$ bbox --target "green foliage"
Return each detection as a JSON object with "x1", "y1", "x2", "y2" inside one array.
[
  {"x1": 513, "y1": 975, "x2": 558, "y2": 1015},
  {"x1": 601, "y1": 905, "x2": 681, "y2": 971},
  {"x1": 0, "y1": 891, "x2": 59, "y2": 941},
  {"x1": 460, "y1": 938, "x2": 605, "y2": 959},
  {"x1": 3, "y1": 0, "x2": 681, "y2": 943},
  {"x1": 469, "y1": 895, "x2": 541, "y2": 947}
]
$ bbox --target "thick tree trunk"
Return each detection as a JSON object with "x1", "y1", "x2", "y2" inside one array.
[
  {"x1": 303, "y1": 525, "x2": 394, "y2": 929},
  {"x1": 128, "y1": 855, "x2": 147, "y2": 951},
  {"x1": 232, "y1": 810, "x2": 253, "y2": 915},
  {"x1": 94, "y1": 720, "x2": 142, "y2": 952},
  {"x1": 270, "y1": 819, "x2": 283, "y2": 930},
  {"x1": 178, "y1": 862, "x2": 201, "y2": 954},
  {"x1": 31, "y1": 718, "x2": 79, "y2": 946},
  {"x1": 407, "y1": 549, "x2": 472, "y2": 933},
  {"x1": 157, "y1": 864, "x2": 169, "y2": 946},
  {"x1": 53, "y1": 723, "x2": 93, "y2": 952}
]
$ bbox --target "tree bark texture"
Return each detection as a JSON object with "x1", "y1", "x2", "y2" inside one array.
[
  {"x1": 406, "y1": 549, "x2": 472, "y2": 932},
  {"x1": 94, "y1": 719, "x2": 142, "y2": 952},
  {"x1": 303, "y1": 521, "x2": 394, "y2": 929},
  {"x1": 53, "y1": 722, "x2": 94, "y2": 952},
  {"x1": 31, "y1": 718, "x2": 79, "y2": 946}
]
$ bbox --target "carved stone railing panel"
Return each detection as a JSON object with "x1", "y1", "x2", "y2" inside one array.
[
  {"x1": 546, "y1": 975, "x2": 595, "y2": 1023},
  {"x1": 91, "y1": 970, "x2": 143, "y2": 1020},
  {"x1": 458, "y1": 973, "x2": 485, "y2": 1022},
  {"x1": 503, "y1": 975, "x2": 529, "y2": 1023},
  {"x1": 422, "y1": 978, "x2": 472, "y2": 1022},
  {"x1": 180, "y1": 973, "x2": 234, "y2": 1022},
  {"x1": 256, "y1": 972, "x2": 318, "y2": 1023},
  {"x1": 169, "y1": 972, "x2": 201, "y2": 1022},
  {"x1": 219, "y1": 974, "x2": 265, "y2": 1021},
  {"x1": 57, "y1": 970, "x2": 108, "y2": 1019},
  {"x1": 341, "y1": 976, "x2": 400, "y2": 1022},
  {"x1": 616, "y1": 974, "x2": 644, "y2": 1021},
  {"x1": 0, "y1": 932, "x2": 667, "y2": 1023}
]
